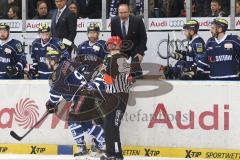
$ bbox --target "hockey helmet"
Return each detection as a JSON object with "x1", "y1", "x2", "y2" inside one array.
[
  {"x1": 0, "y1": 23, "x2": 10, "y2": 31},
  {"x1": 211, "y1": 18, "x2": 228, "y2": 32},
  {"x1": 38, "y1": 23, "x2": 51, "y2": 33},
  {"x1": 46, "y1": 50, "x2": 61, "y2": 63},
  {"x1": 106, "y1": 36, "x2": 122, "y2": 50},
  {"x1": 87, "y1": 22, "x2": 100, "y2": 32},
  {"x1": 183, "y1": 19, "x2": 199, "y2": 31}
]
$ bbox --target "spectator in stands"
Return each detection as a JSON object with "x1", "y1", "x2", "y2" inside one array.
[
  {"x1": 33, "y1": 1, "x2": 52, "y2": 19},
  {"x1": 208, "y1": 0, "x2": 227, "y2": 17},
  {"x1": 153, "y1": 0, "x2": 183, "y2": 17},
  {"x1": 0, "y1": 0, "x2": 8, "y2": 19},
  {"x1": 203, "y1": 0, "x2": 229, "y2": 17},
  {"x1": 7, "y1": 5, "x2": 20, "y2": 19},
  {"x1": 180, "y1": 0, "x2": 198, "y2": 17},
  {"x1": 236, "y1": 0, "x2": 240, "y2": 16},
  {"x1": 68, "y1": 1, "x2": 78, "y2": 16}
]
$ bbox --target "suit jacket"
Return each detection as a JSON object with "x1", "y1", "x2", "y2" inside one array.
[
  {"x1": 111, "y1": 15, "x2": 147, "y2": 57},
  {"x1": 51, "y1": 7, "x2": 77, "y2": 42}
]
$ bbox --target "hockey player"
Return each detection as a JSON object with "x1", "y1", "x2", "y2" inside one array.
[
  {"x1": 44, "y1": 50, "x2": 105, "y2": 157},
  {"x1": 197, "y1": 18, "x2": 240, "y2": 80},
  {"x1": 0, "y1": 23, "x2": 26, "y2": 79},
  {"x1": 29, "y1": 23, "x2": 70, "y2": 79},
  {"x1": 77, "y1": 22, "x2": 107, "y2": 60},
  {"x1": 98, "y1": 36, "x2": 134, "y2": 160},
  {"x1": 173, "y1": 19, "x2": 206, "y2": 79}
]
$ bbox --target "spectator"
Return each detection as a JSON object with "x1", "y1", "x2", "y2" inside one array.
[
  {"x1": 68, "y1": 1, "x2": 78, "y2": 16},
  {"x1": 33, "y1": 1, "x2": 52, "y2": 19},
  {"x1": 51, "y1": 0, "x2": 77, "y2": 54},
  {"x1": 77, "y1": 0, "x2": 102, "y2": 18},
  {"x1": 208, "y1": 0, "x2": 227, "y2": 17},
  {"x1": 236, "y1": 0, "x2": 240, "y2": 16},
  {"x1": 203, "y1": 0, "x2": 229, "y2": 16},
  {"x1": 7, "y1": 5, "x2": 20, "y2": 19},
  {"x1": 153, "y1": 0, "x2": 183, "y2": 17},
  {"x1": 111, "y1": 3, "x2": 147, "y2": 77},
  {"x1": 0, "y1": 0, "x2": 8, "y2": 19},
  {"x1": 180, "y1": 0, "x2": 198, "y2": 17}
]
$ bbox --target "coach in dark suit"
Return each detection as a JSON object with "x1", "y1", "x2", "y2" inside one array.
[
  {"x1": 51, "y1": 0, "x2": 77, "y2": 53},
  {"x1": 111, "y1": 3, "x2": 147, "y2": 78}
]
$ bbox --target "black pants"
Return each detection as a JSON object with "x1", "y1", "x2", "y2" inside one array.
[
  {"x1": 103, "y1": 93, "x2": 129, "y2": 158},
  {"x1": 131, "y1": 56, "x2": 143, "y2": 79}
]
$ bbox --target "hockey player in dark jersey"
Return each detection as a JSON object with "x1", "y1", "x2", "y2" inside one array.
[
  {"x1": 44, "y1": 50, "x2": 106, "y2": 157},
  {"x1": 77, "y1": 22, "x2": 107, "y2": 60},
  {"x1": 173, "y1": 19, "x2": 206, "y2": 79},
  {"x1": 29, "y1": 23, "x2": 70, "y2": 79},
  {"x1": 0, "y1": 23, "x2": 26, "y2": 79},
  {"x1": 197, "y1": 18, "x2": 240, "y2": 80}
]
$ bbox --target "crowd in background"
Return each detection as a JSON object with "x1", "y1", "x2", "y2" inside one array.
[{"x1": 1, "y1": 0, "x2": 239, "y2": 19}]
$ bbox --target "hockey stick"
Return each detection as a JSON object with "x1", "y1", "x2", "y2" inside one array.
[
  {"x1": 62, "y1": 38, "x2": 79, "y2": 53},
  {"x1": 10, "y1": 112, "x2": 49, "y2": 141}
]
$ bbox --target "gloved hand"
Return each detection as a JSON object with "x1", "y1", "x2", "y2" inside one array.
[
  {"x1": 174, "y1": 50, "x2": 186, "y2": 60},
  {"x1": 28, "y1": 68, "x2": 40, "y2": 79},
  {"x1": 6, "y1": 65, "x2": 18, "y2": 77},
  {"x1": 180, "y1": 71, "x2": 195, "y2": 80},
  {"x1": 46, "y1": 100, "x2": 58, "y2": 114}
]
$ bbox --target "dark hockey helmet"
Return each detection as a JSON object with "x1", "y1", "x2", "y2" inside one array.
[
  {"x1": 38, "y1": 23, "x2": 50, "y2": 33},
  {"x1": 46, "y1": 50, "x2": 61, "y2": 63},
  {"x1": 87, "y1": 22, "x2": 100, "y2": 32},
  {"x1": 211, "y1": 18, "x2": 228, "y2": 32},
  {"x1": 106, "y1": 36, "x2": 122, "y2": 50},
  {"x1": 0, "y1": 23, "x2": 10, "y2": 31},
  {"x1": 183, "y1": 19, "x2": 199, "y2": 31}
]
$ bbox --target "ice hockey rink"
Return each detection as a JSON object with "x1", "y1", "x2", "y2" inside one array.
[{"x1": 0, "y1": 154, "x2": 208, "y2": 160}]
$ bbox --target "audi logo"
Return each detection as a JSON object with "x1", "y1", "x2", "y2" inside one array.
[{"x1": 169, "y1": 20, "x2": 185, "y2": 27}]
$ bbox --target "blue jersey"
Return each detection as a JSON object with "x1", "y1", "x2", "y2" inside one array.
[
  {"x1": 48, "y1": 54, "x2": 103, "y2": 103},
  {"x1": 109, "y1": 0, "x2": 119, "y2": 17},
  {"x1": 31, "y1": 37, "x2": 70, "y2": 79},
  {"x1": 197, "y1": 35, "x2": 240, "y2": 80},
  {"x1": 0, "y1": 38, "x2": 26, "y2": 79},
  {"x1": 77, "y1": 40, "x2": 107, "y2": 60}
]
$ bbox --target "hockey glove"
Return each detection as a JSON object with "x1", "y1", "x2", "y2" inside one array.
[
  {"x1": 6, "y1": 65, "x2": 18, "y2": 77},
  {"x1": 28, "y1": 68, "x2": 40, "y2": 79},
  {"x1": 46, "y1": 100, "x2": 58, "y2": 114},
  {"x1": 174, "y1": 50, "x2": 186, "y2": 60}
]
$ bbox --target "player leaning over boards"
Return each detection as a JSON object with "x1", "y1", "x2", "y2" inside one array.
[
  {"x1": 0, "y1": 23, "x2": 26, "y2": 79},
  {"x1": 173, "y1": 19, "x2": 206, "y2": 80},
  {"x1": 29, "y1": 23, "x2": 70, "y2": 79},
  {"x1": 44, "y1": 50, "x2": 106, "y2": 157},
  {"x1": 197, "y1": 18, "x2": 240, "y2": 80}
]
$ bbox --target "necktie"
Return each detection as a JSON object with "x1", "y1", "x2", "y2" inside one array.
[
  {"x1": 56, "y1": 10, "x2": 61, "y2": 23},
  {"x1": 122, "y1": 21, "x2": 126, "y2": 39}
]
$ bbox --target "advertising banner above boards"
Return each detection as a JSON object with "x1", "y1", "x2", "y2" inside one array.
[
  {"x1": 1, "y1": 17, "x2": 240, "y2": 32},
  {"x1": 1, "y1": 80, "x2": 240, "y2": 151}
]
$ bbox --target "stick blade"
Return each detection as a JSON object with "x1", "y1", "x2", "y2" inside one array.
[{"x1": 10, "y1": 131, "x2": 23, "y2": 141}]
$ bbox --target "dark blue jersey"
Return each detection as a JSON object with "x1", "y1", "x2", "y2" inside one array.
[
  {"x1": 187, "y1": 35, "x2": 205, "y2": 64},
  {"x1": 197, "y1": 35, "x2": 240, "y2": 80},
  {"x1": 109, "y1": 0, "x2": 119, "y2": 17},
  {"x1": 77, "y1": 40, "x2": 107, "y2": 60},
  {"x1": 48, "y1": 54, "x2": 102, "y2": 103},
  {"x1": 31, "y1": 37, "x2": 70, "y2": 79},
  {"x1": 0, "y1": 38, "x2": 26, "y2": 79}
]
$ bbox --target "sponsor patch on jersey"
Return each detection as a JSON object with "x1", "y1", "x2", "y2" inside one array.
[
  {"x1": 34, "y1": 48, "x2": 39, "y2": 50},
  {"x1": 47, "y1": 47, "x2": 53, "y2": 51},
  {"x1": 224, "y1": 43, "x2": 233, "y2": 49},
  {"x1": 16, "y1": 43, "x2": 23, "y2": 52},
  {"x1": 59, "y1": 42, "x2": 65, "y2": 50},
  {"x1": 4, "y1": 48, "x2": 11, "y2": 54},
  {"x1": 93, "y1": 45, "x2": 100, "y2": 52},
  {"x1": 196, "y1": 43, "x2": 203, "y2": 53}
]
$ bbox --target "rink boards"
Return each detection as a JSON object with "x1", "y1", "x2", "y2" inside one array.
[{"x1": 1, "y1": 80, "x2": 240, "y2": 159}]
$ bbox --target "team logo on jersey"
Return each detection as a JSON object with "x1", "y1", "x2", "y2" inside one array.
[
  {"x1": 47, "y1": 47, "x2": 53, "y2": 51},
  {"x1": 224, "y1": 43, "x2": 233, "y2": 49},
  {"x1": 93, "y1": 45, "x2": 100, "y2": 52},
  {"x1": 4, "y1": 48, "x2": 11, "y2": 54},
  {"x1": 16, "y1": 43, "x2": 23, "y2": 52}
]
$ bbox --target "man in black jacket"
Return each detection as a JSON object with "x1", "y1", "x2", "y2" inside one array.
[
  {"x1": 111, "y1": 3, "x2": 147, "y2": 78},
  {"x1": 51, "y1": 0, "x2": 77, "y2": 53}
]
